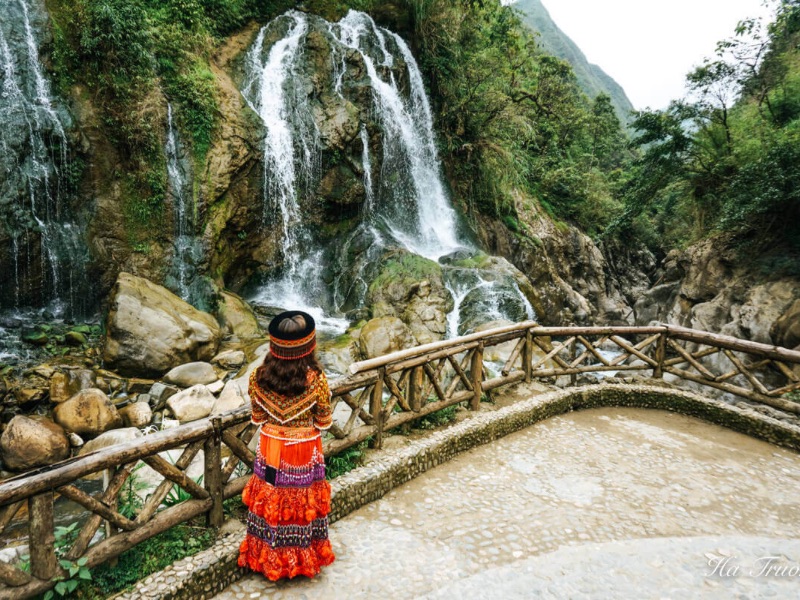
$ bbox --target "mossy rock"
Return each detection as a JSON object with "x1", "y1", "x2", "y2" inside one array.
[
  {"x1": 64, "y1": 331, "x2": 88, "y2": 346},
  {"x1": 22, "y1": 329, "x2": 48, "y2": 346},
  {"x1": 367, "y1": 252, "x2": 443, "y2": 299}
]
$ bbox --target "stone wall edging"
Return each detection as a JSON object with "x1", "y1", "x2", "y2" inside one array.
[{"x1": 115, "y1": 382, "x2": 800, "y2": 599}]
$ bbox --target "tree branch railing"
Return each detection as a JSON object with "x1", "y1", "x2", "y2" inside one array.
[{"x1": 1, "y1": 322, "x2": 799, "y2": 598}]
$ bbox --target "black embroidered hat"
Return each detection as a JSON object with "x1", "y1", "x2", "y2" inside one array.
[{"x1": 268, "y1": 310, "x2": 317, "y2": 360}]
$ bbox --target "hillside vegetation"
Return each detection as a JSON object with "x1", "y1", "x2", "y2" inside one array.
[
  {"x1": 512, "y1": 0, "x2": 634, "y2": 125},
  {"x1": 612, "y1": 0, "x2": 800, "y2": 268},
  {"x1": 43, "y1": 0, "x2": 800, "y2": 269}
]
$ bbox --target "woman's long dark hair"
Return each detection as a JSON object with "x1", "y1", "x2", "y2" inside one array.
[
  {"x1": 257, "y1": 314, "x2": 322, "y2": 396},
  {"x1": 257, "y1": 353, "x2": 322, "y2": 397}
]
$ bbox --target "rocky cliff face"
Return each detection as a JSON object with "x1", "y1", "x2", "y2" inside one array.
[
  {"x1": 634, "y1": 237, "x2": 800, "y2": 351},
  {"x1": 472, "y1": 193, "x2": 654, "y2": 326}
]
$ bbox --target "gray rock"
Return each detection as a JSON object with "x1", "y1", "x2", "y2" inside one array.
[
  {"x1": 163, "y1": 362, "x2": 218, "y2": 388},
  {"x1": 53, "y1": 388, "x2": 123, "y2": 436},
  {"x1": 211, "y1": 379, "x2": 247, "y2": 415},
  {"x1": 79, "y1": 428, "x2": 143, "y2": 456},
  {"x1": 216, "y1": 291, "x2": 261, "y2": 339},
  {"x1": 211, "y1": 349, "x2": 246, "y2": 370},
  {"x1": 206, "y1": 379, "x2": 225, "y2": 395},
  {"x1": 167, "y1": 385, "x2": 216, "y2": 422},
  {"x1": 102, "y1": 273, "x2": 222, "y2": 377},
  {"x1": 0, "y1": 416, "x2": 70, "y2": 471},
  {"x1": 358, "y1": 317, "x2": 416, "y2": 359},
  {"x1": 119, "y1": 402, "x2": 153, "y2": 428},
  {"x1": 149, "y1": 382, "x2": 180, "y2": 410}
]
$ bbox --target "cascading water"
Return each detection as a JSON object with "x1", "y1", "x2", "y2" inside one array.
[
  {"x1": 241, "y1": 13, "x2": 345, "y2": 330},
  {"x1": 334, "y1": 11, "x2": 462, "y2": 259},
  {"x1": 242, "y1": 10, "x2": 535, "y2": 336},
  {"x1": 0, "y1": 0, "x2": 89, "y2": 318},
  {"x1": 164, "y1": 103, "x2": 205, "y2": 305}
]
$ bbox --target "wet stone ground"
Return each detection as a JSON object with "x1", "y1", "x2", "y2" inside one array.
[{"x1": 216, "y1": 408, "x2": 800, "y2": 599}]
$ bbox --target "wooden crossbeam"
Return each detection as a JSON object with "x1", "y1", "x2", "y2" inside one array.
[
  {"x1": 609, "y1": 335, "x2": 657, "y2": 367},
  {"x1": 663, "y1": 346, "x2": 719, "y2": 367},
  {"x1": 221, "y1": 430, "x2": 256, "y2": 468},
  {"x1": 141, "y1": 455, "x2": 209, "y2": 501},
  {"x1": 0, "y1": 560, "x2": 31, "y2": 587},
  {"x1": 667, "y1": 340, "x2": 717, "y2": 379},
  {"x1": 423, "y1": 362, "x2": 447, "y2": 403},
  {"x1": 57, "y1": 484, "x2": 137, "y2": 531},
  {"x1": 532, "y1": 336, "x2": 575, "y2": 371},
  {"x1": 767, "y1": 381, "x2": 800, "y2": 397},
  {"x1": 773, "y1": 360, "x2": 799, "y2": 383},
  {"x1": 664, "y1": 365, "x2": 800, "y2": 414},
  {"x1": 67, "y1": 462, "x2": 135, "y2": 560},
  {"x1": 576, "y1": 335, "x2": 612, "y2": 366},
  {"x1": 0, "y1": 500, "x2": 24, "y2": 535},
  {"x1": 135, "y1": 441, "x2": 203, "y2": 526},
  {"x1": 336, "y1": 388, "x2": 375, "y2": 427},
  {"x1": 221, "y1": 424, "x2": 256, "y2": 481},
  {"x1": 447, "y1": 354, "x2": 473, "y2": 391},
  {"x1": 724, "y1": 349, "x2": 770, "y2": 395},
  {"x1": 501, "y1": 337, "x2": 526, "y2": 377},
  {"x1": 384, "y1": 372, "x2": 410, "y2": 412}
]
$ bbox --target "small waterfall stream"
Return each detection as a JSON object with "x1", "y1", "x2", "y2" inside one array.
[
  {"x1": 164, "y1": 104, "x2": 205, "y2": 305},
  {"x1": 0, "y1": 0, "x2": 89, "y2": 318}
]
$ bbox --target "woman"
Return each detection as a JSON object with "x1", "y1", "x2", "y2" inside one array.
[{"x1": 238, "y1": 310, "x2": 335, "y2": 580}]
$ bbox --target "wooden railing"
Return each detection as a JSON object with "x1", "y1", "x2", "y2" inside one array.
[{"x1": 1, "y1": 322, "x2": 799, "y2": 598}]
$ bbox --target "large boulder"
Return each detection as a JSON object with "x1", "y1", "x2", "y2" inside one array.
[
  {"x1": 217, "y1": 291, "x2": 261, "y2": 339},
  {"x1": 0, "y1": 416, "x2": 70, "y2": 471},
  {"x1": 163, "y1": 362, "x2": 219, "y2": 387},
  {"x1": 167, "y1": 385, "x2": 216, "y2": 422},
  {"x1": 53, "y1": 388, "x2": 123, "y2": 436},
  {"x1": 79, "y1": 428, "x2": 143, "y2": 456},
  {"x1": 773, "y1": 299, "x2": 800, "y2": 350},
  {"x1": 49, "y1": 369, "x2": 98, "y2": 403},
  {"x1": 358, "y1": 317, "x2": 416, "y2": 359},
  {"x1": 102, "y1": 273, "x2": 222, "y2": 377},
  {"x1": 366, "y1": 250, "x2": 454, "y2": 344}
]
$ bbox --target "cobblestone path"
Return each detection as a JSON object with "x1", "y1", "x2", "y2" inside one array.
[{"x1": 216, "y1": 408, "x2": 800, "y2": 599}]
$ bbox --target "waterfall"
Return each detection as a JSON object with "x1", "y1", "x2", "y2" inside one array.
[
  {"x1": 360, "y1": 125, "x2": 374, "y2": 213},
  {"x1": 165, "y1": 104, "x2": 194, "y2": 302},
  {"x1": 241, "y1": 10, "x2": 534, "y2": 336},
  {"x1": 0, "y1": 0, "x2": 89, "y2": 317},
  {"x1": 335, "y1": 10, "x2": 462, "y2": 260},
  {"x1": 242, "y1": 13, "x2": 345, "y2": 331}
]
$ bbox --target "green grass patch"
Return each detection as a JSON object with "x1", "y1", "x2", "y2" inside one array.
[
  {"x1": 81, "y1": 520, "x2": 216, "y2": 598},
  {"x1": 326, "y1": 440, "x2": 369, "y2": 479}
]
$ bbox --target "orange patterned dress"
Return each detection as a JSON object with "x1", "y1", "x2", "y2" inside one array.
[{"x1": 238, "y1": 368, "x2": 335, "y2": 580}]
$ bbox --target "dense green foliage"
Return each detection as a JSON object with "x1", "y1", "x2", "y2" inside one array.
[
  {"x1": 614, "y1": 0, "x2": 800, "y2": 260},
  {"x1": 406, "y1": 0, "x2": 630, "y2": 235}
]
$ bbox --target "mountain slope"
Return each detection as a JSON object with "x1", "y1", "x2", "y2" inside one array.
[{"x1": 511, "y1": 0, "x2": 635, "y2": 123}]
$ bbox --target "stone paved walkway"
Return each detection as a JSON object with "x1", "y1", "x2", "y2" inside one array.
[{"x1": 216, "y1": 408, "x2": 800, "y2": 599}]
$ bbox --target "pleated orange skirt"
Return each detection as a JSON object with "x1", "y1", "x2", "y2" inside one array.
[{"x1": 238, "y1": 424, "x2": 335, "y2": 580}]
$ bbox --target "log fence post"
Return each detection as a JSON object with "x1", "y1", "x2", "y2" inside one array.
[
  {"x1": 29, "y1": 492, "x2": 58, "y2": 581},
  {"x1": 408, "y1": 366, "x2": 423, "y2": 412},
  {"x1": 369, "y1": 369, "x2": 385, "y2": 449},
  {"x1": 524, "y1": 329, "x2": 533, "y2": 383},
  {"x1": 654, "y1": 331, "x2": 668, "y2": 379},
  {"x1": 205, "y1": 417, "x2": 224, "y2": 528},
  {"x1": 470, "y1": 344, "x2": 484, "y2": 410}
]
